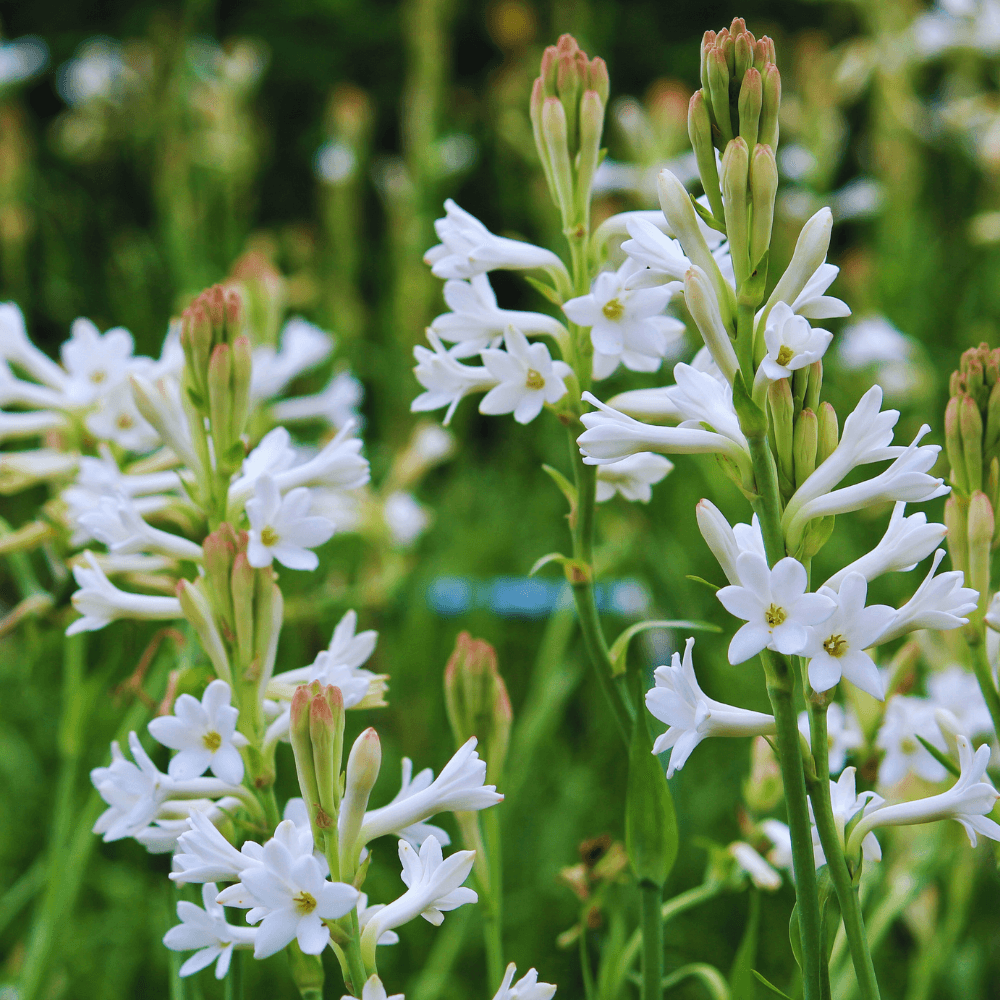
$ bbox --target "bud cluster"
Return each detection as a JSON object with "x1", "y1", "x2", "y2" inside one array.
[{"x1": 530, "y1": 34, "x2": 609, "y2": 231}]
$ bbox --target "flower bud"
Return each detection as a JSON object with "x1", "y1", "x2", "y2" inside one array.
[
  {"x1": 310, "y1": 684, "x2": 346, "y2": 827},
  {"x1": 759, "y1": 63, "x2": 781, "y2": 150},
  {"x1": 207, "y1": 343, "x2": 234, "y2": 467},
  {"x1": 287, "y1": 943, "x2": 325, "y2": 999},
  {"x1": 805, "y1": 360, "x2": 823, "y2": 413},
  {"x1": 945, "y1": 395, "x2": 968, "y2": 494},
  {"x1": 738, "y1": 68, "x2": 762, "y2": 151},
  {"x1": 706, "y1": 49, "x2": 733, "y2": 145},
  {"x1": 754, "y1": 37, "x2": 776, "y2": 72},
  {"x1": 176, "y1": 579, "x2": 231, "y2": 684},
  {"x1": 180, "y1": 285, "x2": 243, "y2": 414},
  {"x1": 683, "y1": 267, "x2": 739, "y2": 384},
  {"x1": 688, "y1": 91, "x2": 725, "y2": 224},
  {"x1": 541, "y1": 97, "x2": 574, "y2": 221},
  {"x1": 230, "y1": 550, "x2": 256, "y2": 670},
  {"x1": 749, "y1": 144, "x2": 778, "y2": 270},
  {"x1": 986, "y1": 381, "x2": 1000, "y2": 457},
  {"x1": 768, "y1": 378, "x2": 794, "y2": 491},
  {"x1": 944, "y1": 495, "x2": 970, "y2": 578},
  {"x1": 967, "y1": 491, "x2": 993, "y2": 619},
  {"x1": 290, "y1": 684, "x2": 321, "y2": 820},
  {"x1": 444, "y1": 632, "x2": 512, "y2": 783},
  {"x1": 230, "y1": 334, "x2": 252, "y2": 447},
  {"x1": 721, "y1": 138, "x2": 751, "y2": 287},
  {"x1": 743, "y1": 736, "x2": 782, "y2": 812},
  {"x1": 793, "y1": 407, "x2": 818, "y2": 488},
  {"x1": 960, "y1": 395, "x2": 984, "y2": 494},
  {"x1": 762, "y1": 208, "x2": 832, "y2": 327},
  {"x1": 735, "y1": 32, "x2": 753, "y2": 80},
  {"x1": 203, "y1": 524, "x2": 238, "y2": 640},
  {"x1": 576, "y1": 89, "x2": 605, "y2": 218},
  {"x1": 339, "y1": 727, "x2": 382, "y2": 877},
  {"x1": 696, "y1": 498, "x2": 740, "y2": 585},
  {"x1": 228, "y1": 249, "x2": 287, "y2": 348},
  {"x1": 816, "y1": 401, "x2": 839, "y2": 465}
]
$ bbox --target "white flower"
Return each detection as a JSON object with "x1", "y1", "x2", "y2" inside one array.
[
  {"x1": 129, "y1": 373, "x2": 198, "y2": 470},
  {"x1": 874, "y1": 549, "x2": 978, "y2": 644},
  {"x1": 265, "y1": 422, "x2": 370, "y2": 496},
  {"x1": 250, "y1": 317, "x2": 333, "y2": 401},
  {"x1": 384, "y1": 491, "x2": 430, "y2": 546},
  {"x1": 78, "y1": 493, "x2": 203, "y2": 561},
  {"x1": 850, "y1": 737, "x2": 1000, "y2": 853},
  {"x1": 562, "y1": 258, "x2": 683, "y2": 378},
  {"x1": 760, "y1": 302, "x2": 833, "y2": 381},
  {"x1": 876, "y1": 695, "x2": 950, "y2": 786},
  {"x1": 0, "y1": 303, "x2": 68, "y2": 391},
  {"x1": 761, "y1": 819, "x2": 794, "y2": 875},
  {"x1": 821, "y1": 503, "x2": 947, "y2": 591},
  {"x1": 645, "y1": 637, "x2": 776, "y2": 778},
  {"x1": 246, "y1": 475, "x2": 335, "y2": 570},
  {"x1": 787, "y1": 262, "x2": 851, "y2": 320},
  {"x1": 695, "y1": 500, "x2": 766, "y2": 586},
  {"x1": 424, "y1": 199, "x2": 568, "y2": 280},
  {"x1": 604, "y1": 386, "x2": 683, "y2": 424},
  {"x1": 411, "y1": 331, "x2": 500, "y2": 425},
  {"x1": 0, "y1": 362, "x2": 65, "y2": 409},
  {"x1": 358, "y1": 738, "x2": 502, "y2": 847},
  {"x1": 927, "y1": 667, "x2": 993, "y2": 738},
  {"x1": 135, "y1": 797, "x2": 242, "y2": 855},
  {"x1": 228, "y1": 427, "x2": 299, "y2": 500},
  {"x1": 797, "y1": 703, "x2": 864, "y2": 774},
  {"x1": 668, "y1": 363, "x2": 747, "y2": 451},
  {"x1": 270, "y1": 371, "x2": 363, "y2": 429},
  {"x1": 343, "y1": 976, "x2": 405, "y2": 1000},
  {"x1": 810, "y1": 767, "x2": 883, "y2": 868},
  {"x1": 148, "y1": 681, "x2": 249, "y2": 784},
  {"x1": 800, "y1": 574, "x2": 895, "y2": 699},
  {"x1": 359, "y1": 837, "x2": 477, "y2": 962},
  {"x1": 431, "y1": 275, "x2": 566, "y2": 358},
  {"x1": 84, "y1": 376, "x2": 161, "y2": 452},
  {"x1": 479, "y1": 327, "x2": 572, "y2": 424},
  {"x1": 0, "y1": 409, "x2": 67, "y2": 443},
  {"x1": 163, "y1": 883, "x2": 256, "y2": 978},
  {"x1": 60, "y1": 318, "x2": 135, "y2": 407},
  {"x1": 717, "y1": 552, "x2": 836, "y2": 663},
  {"x1": 357, "y1": 893, "x2": 400, "y2": 947},
  {"x1": 492, "y1": 963, "x2": 558, "y2": 1000},
  {"x1": 171, "y1": 810, "x2": 263, "y2": 884},
  {"x1": 760, "y1": 208, "x2": 833, "y2": 323},
  {"x1": 619, "y1": 215, "x2": 692, "y2": 287},
  {"x1": 67, "y1": 551, "x2": 183, "y2": 634},
  {"x1": 595, "y1": 453, "x2": 673, "y2": 502},
  {"x1": 217, "y1": 823, "x2": 359, "y2": 959},
  {"x1": 728, "y1": 842, "x2": 782, "y2": 890}
]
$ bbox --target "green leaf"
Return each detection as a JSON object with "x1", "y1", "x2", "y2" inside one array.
[
  {"x1": 608, "y1": 619, "x2": 722, "y2": 676},
  {"x1": 541, "y1": 464, "x2": 578, "y2": 521},
  {"x1": 729, "y1": 891, "x2": 760, "y2": 1000},
  {"x1": 528, "y1": 552, "x2": 570, "y2": 577},
  {"x1": 752, "y1": 971, "x2": 796, "y2": 1000},
  {"x1": 686, "y1": 574, "x2": 720, "y2": 592},
  {"x1": 788, "y1": 903, "x2": 802, "y2": 974},
  {"x1": 624, "y1": 680, "x2": 678, "y2": 887},
  {"x1": 690, "y1": 194, "x2": 727, "y2": 236},
  {"x1": 916, "y1": 735, "x2": 961, "y2": 777},
  {"x1": 740, "y1": 250, "x2": 769, "y2": 309},
  {"x1": 528, "y1": 552, "x2": 591, "y2": 584},
  {"x1": 524, "y1": 275, "x2": 564, "y2": 306}
]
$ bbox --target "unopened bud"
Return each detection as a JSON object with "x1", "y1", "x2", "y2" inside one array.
[
  {"x1": 310, "y1": 684, "x2": 346, "y2": 822},
  {"x1": 743, "y1": 736, "x2": 782, "y2": 813},
  {"x1": 946, "y1": 396, "x2": 968, "y2": 494},
  {"x1": 287, "y1": 943, "x2": 325, "y2": 997},
  {"x1": 805, "y1": 360, "x2": 823, "y2": 413},
  {"x1": 754, "y1": 37, "x2": 776, "y2": 72},
  {"x1": 721, "y1": 138, "x2": 751, "y2": 287},
  {"x1": 230, "y1": 551, "x2": 255, "y2": 669},
  {"x1": 688, "y1": 91, "x2": 725, "y2": 224},
  {"x1": 762, "y1": 208, "x2": 833, "y2": 328},
  {"x1": 986, "y1": 381, "x2": 1000, "y2": 457},
  {"x1": 707, "y1": 49, "x2": 733, "y2": 145},
  {"x1": 944, "y1": 495, "x2": 970, "y2": 578},
  {"x1": 967, "y1": 491, "x2": 993, "y2": 618},
  {"x1": 738, "y1": 68, "x2": 762, "y2": 151},
  {"x1": 339, "y1": 727, "x2": 382, "y2": 877},
  {"x1": 207, "y1": 343, "x2": 233, "y2": 465},
  {"x1": 768, "y1": 378, "x2": 794, "y2": 491},
  {"x1": 960, "y1": 395, "x2": 984, "y2": 494},
  {"x1": 759, "y1": 64, "x2": 781, "y2": 150},
  {"x1": 683, "y1": 267, "x2": 739, "y2": 384},
  {"x1": 700, "y1": 30, "x2": 717, "y2": 91},
  {"x1": 749, "y1": 144, "x2": 777, "y2": 270},
  {"x1": 290, "y1": 684, "x2": 321, "y2": 816},
  {"x1": 734, "y1": 32, "x2": 754, "y2": 81},
  {"x1": 230, "y1": 335, "x2": 252, "y2": 447},
  {"x1": 576, "y1": 90, "x2": 605, "y2": 217},
  {"x1": 793, "y1": 408, "x2": 818, "y2": 488},
  {"x1": 696, "y1": 498, "x2": 741, "y2": 585},
  {"x1": 816, "y1": 401, "x2": 839, "y2": 465},
  {"x1": 541, "y1": 97, "x2": 574, "y2": 221},
  {"x1": 203, "y1": 524, "x2": 237, "y2": 638},
  {"x1": 176, "y1": 579, "x2": 230, "y2": 684}
]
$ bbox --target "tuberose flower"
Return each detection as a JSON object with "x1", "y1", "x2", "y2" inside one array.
[
  {"x1": 246, "y1": 474, "x2": 335, "y2": 570},
  {"x1": 479, "y1": 327, "x2": 572, "y2": 424},
  {"x1": 491, "y1": 963, "x2": 558, "y2": 1000},
  {"x1": 595, "y1": 453, "x2": 673, "y2": 503},
  {"x1": 760, "y1": 302, "x2": 833, "y2": 381},
  {"x1": 163, "y1": 883, "x2": 256, "y2": 979}
]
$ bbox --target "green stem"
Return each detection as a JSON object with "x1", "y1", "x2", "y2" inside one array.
[
  {"x1": 736, "y1": 301, "x2": 755, "y2": 388},
  {"x1": 481, "y1": 807, "x2": 504, "y2": 990},
  {"x1": 347, "y1": 909, "x2": 369, "y2": 993},
  {"x1": 747, "y1": 434, "x2": 786, "y2": 563},
  {"x1": 761, "y1": 650, "x2": 823, "y2": 1000},
  {"x1": 640, "y1": 882, "x2": 664, "y2": 1000},
  {"x1": 969, "y1": 637, "x2": 1000, "y2": 740},
  {"x1": 806, "y1": 701, "x2": 881, "y2": 1000}
]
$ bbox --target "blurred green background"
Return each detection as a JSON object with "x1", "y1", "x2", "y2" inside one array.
[{"x1": 2, "y1": 0, "x2": 1000, "y2": 998}]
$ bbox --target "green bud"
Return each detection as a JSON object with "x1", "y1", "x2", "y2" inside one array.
[
  {"x1": 960, "y1": 395, "x2": 984, "y2": 494},
  {"x1": 944, "y1": 495, "x2": 970, "y2": 580},
  {"x1": 203, "y1": 524, "x2": 237, "y2": 640},
  {"x1": 721, "y1": 138, "x2": 751, "y2": 287},
  {"x1": 805, "y1": 360, "x2": 823, "y2": 413},
  {"x1": 683, "y1": 266, "x2": 739, "y2": 383},
  {"x1": 310, "y1": 684, "x2": 346, "y2": 824},
  {"x1": 967, "y1": 491, "x2": 994, "y2": 621},
  {"x1": 230, "y1": 334, "x2": 252, "y2": 448},
  {"x1": 946, "y1": 395, "x2": 968, "y2": 494},
  {"x1": 816, "y1": 401, "x2": 839, "y2": 465},
  {"x1": 749, "y1": 143, "x2": 777, "y2": 270},
  {"x1": 707, "y1": 49, "x2": 733, "y2": 146},
  {"x1": 735, "y1": 32, "x2": 753, "y2": 80},
  {"x1": 339, "y1": 727, "x2": 382, "y2": 878},
  {"x1": 794, "y1": 408, "x2": 819, "y2": 487},
  {"x1": 985, "y1": 381, "x2": 1000, "y2": 459},
  {"x1": 754, "y1": 37, "x2": 776, "y2": 73},
  {"x1": 768, "y1": 378, "x2": 794, "y2": 493},
  {"x1": 230, "y1": 550, "x2": 255, "y2": 671},
  {"x1": 207, "y1": 343, "x2": 234, "y2": 469},
  {"x1": 759, "y1": 63, "x2": 781, "y2": 150},
  {"x1": 176, "y1": 579, "x2": 231, "y2": 684},
  {"x1": 576, "y1": 89, "x2": 605, "y2": 219},
  {"x1": 791, "y1": 358, "x2": 810, "y2": 416},
  {"x1": 738, "y1": 67, "x2": 762, "y2": 151},
  {"x1": 541, "y1": 97, "x2": 574, "y2": 223},
  {"x1": 290, "y1": 684, "x2": 322, "y2": 825},
  {"x1": 688, "y1": 91, "x2": 726, "y2": 225},
  {"x1": 444, "y1": 632, "x2": 512, "y2": 783}
]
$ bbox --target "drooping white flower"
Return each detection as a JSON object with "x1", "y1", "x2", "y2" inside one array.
[
  {"x1": 411, "y1": 331, "x2": 501, "y2": 425},
  {"x1": 479, "y1": 327, "x2": 572, "y2": 424},
  {"x1": 431, "y1": 275, "x2": 566, "y2": 359},
  {"x1": 668, "y1": 363, "x2": 747, "y2": 451},
  {"x1": 78, "y1": 492, "x2": 203, "y2": 561},
  {"x1": 217, "y1": 823, "x2": 359, "y2": 959},
  {"x1": 595, "y1": 453, "x2": 673, "y2": 502},
  {"x1": 645, "y1": 637, "x2": 776, "y2": 778},
  {"x1": 797, "y1": 703, "x2": 865, "y2": 774},
  {"x1": 245, "y1": 475, "x2": 335, "y2": 570},
  {"x1": 800, "y1": 574, "x2": 895, "y2": 699},
  {"x1": 163, "y1": 883, "x2": 257, "y2": 979},
  {"x1": 849, "y1": 737, "x2": 1000, "y2": 853},
  {"x1": 67, "y1": 551, "x2": 183, "y2": 634},
  {"x1": 491, "y1": 963, "x2": 558, "y2": 1000},
  {"x1": 728, "y1": 841, "x2": 782, "y2": 890},
  {"x1": 717, "y1": 552, "x2": 836, "y2": 663},
  {"x1": 760, "y1": 302, "x2": 833, "y2": 382},
  {"x1": 562, "y1": 258, "x2": 683, "y2": 379},
  {"x1": 695, "y1": 499, "x2": 766, "y2": 586},
  {"x1": 821, "y1": 503, "x2": 947, "y2": 591},
  {"x1": 424, "y1": 199, "x2": 568, "y2": 281},
  {"x1": 250, "y1": 317, "x2": 334, "y2": 401},
  {"x1": 148, "y1": 681, "x2": 249, "y2": 785},
  {"x1": 0, "y1": 302, "x2": 69, "y2": 390},
  {"x1": 358, "y1": 738, "x2": 502, "y2": 847},
  {"x1": 342, "y1": 976, "x2": 405, "y2": 1000},
  {"x1": 359, "y1": 836, "x2": 477, "y2": 962},
  {"x1": 874, "y1": 549, "x2": 978, "y2": 644},
  {"x1": 619, "y1": 215, "x2": 692, "y2": 288},
  {"x1": 810, "y1": 767, "x2": 883, "y2": 868},
  {"x1": 60, "y1": 318, "x2": 135, "y2": 407},
  {"x1": 876, "y1": 695, "x2": 950, "y2": 787},
  {"x1": 270, "y1": 371, "x2": 364, "y2": 429}
]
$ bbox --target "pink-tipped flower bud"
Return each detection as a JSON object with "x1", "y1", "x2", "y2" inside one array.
[
  {"x1": 749, "y1": 143, "x2": 778, "y2": 270},
  {"x1": 960, "y1": 395, "x2": 984, "y2": 494},
  {"x1": 688, "y1": 90, "x2": 725, "y2": 224},
  {"x1": 738, "y1": 67, "x2": 762, "y2": 151},
  {"x1": 759, "y1": 63, "x2": 781, "y2": 150}
]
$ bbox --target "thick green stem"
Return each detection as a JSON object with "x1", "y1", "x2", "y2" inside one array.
[
  {"x1": 806, "y1": 702, "x2": 881, "y2": 1000},
  {"x1": 736, "y1": 301, "x2": 756, "y2": 388},
  {"x1": 761, "y1": 650, "x2": 823, "y2": 1000},
  {"x1": 969, "y1": 637, "x2": 1000, "y2": 740},
  {"x1": 640, "y1": 881, "x2": 664, "y2": 1000},
  {"x1": 346, "y1": 909, "x2": 369, "y2": 993},
  {"x1": 747, "y1": 434, "x2": 786, "y2": 563}
]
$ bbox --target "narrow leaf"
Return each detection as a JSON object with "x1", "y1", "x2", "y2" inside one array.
[
  {"x1": 528, "y1": 552, "x2": 569, "y2": 577},
  {"x1": 916, "y1": 735, "x2": 961, "y2": 777},
  {"x1": 686, "y1": 574, "x2": 720, "y2": 592},
  {"x1": 524, "y1": 275, "x2": 564, "y2": 306},
  {"x1": 608, "y1": 619, "x2": 721, "y2": 676},
  {"x1": 690, "y1": 194, "x2": 727, "y2": 235},
  {"x1": 751, "y1": 971, "x2": 796, "y2": 1000},
  {"x1": 541, "y1": 464, "x2": 578, "y2": 520},
  {"x1": 729, "y1": 891, "x2": 760, "y2": 999}
]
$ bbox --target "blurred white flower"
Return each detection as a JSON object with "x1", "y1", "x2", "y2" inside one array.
[
  {"x1": 271, "y1": 371, "x2": 364, "y2": 429},
  {"x1": 384, "y1": 491, "x2": 430, "y2": 546},
  {"x1": 798, "y1": 703, "x2": 864, "y2": 773},
  {"x1": 491, "y1": 963, "x2": 558, "y2": 1000},
  {"x1": 251, "y1": 317, "x2": 334, "y2": 401},
  {"x1": 876, "y1": 695, "x2": 949, "y2": 787}
]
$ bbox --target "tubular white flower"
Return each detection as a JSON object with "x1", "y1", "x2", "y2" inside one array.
[
  {"x1": 788, "y1": 262, "x2": 851, "y2": 321},
  {"x1": 84, "y1": 376, "x2": 161, "y2": 453},
  {"x1": 595, "y1": 453, "x2": 673, "y2": 502},
  {"x1": 645, "y1": 637, "x2": 776, "y2": 778},
  {"x1": 0, "y1": 409, "x2": 67, "y2": 442},
  {"x1": 669, "y1": 362, "x2": 747, "y2": 450},
  {"x1": 148, "y1": 680, "x2": 249, "y2": 785},
  {"x1": 729, "y1": 842, "x2": 782, "y2": 890},
  {"x1": 491, "y1": 963, "x2": 558, "y2": 1000},
  {"x1": 343, "y1": 976, "x2": 405, "y2": 1000},
  {"x1": 797, "y1": 703, "x2": 864, "y2": 774},
  {"x1": 759, "y1": 208, "x2": 833, "y2": 326},
  {"x1": 577, "y1": 393, "x2": 752, "y2": 478},
  {"x1": 359, "y1": 837, "x2": 477, "y2": 965},
  {"x1": 0, "y1": 301, "x2": 70, "y2": 390},
  {"x1": 425, "y1": 199, "x2": 569, "y2": 282},
  {"x1": 0, "y1": 361, "x2": 67, "y2": 409},
  {"x1": 250, "y1": 316, "x2": 334, "y2": 401},
  {"x1": 759, "y1": 302, "x2": 833, "y2": 382},
  {"x1": 717, "y1": 552, "x2": 836, "y2": 663},
  {"x1": 358, "y1": 737, "x2": 502, "y2": 847},
  {"x1": 266, "y1": 421, "x2": 370, "y2": 496},
  {"x1": 246, "y1": 475, "x2": 335, "y2": 571},
  {"x1": 170, "y1": 810, "x2": 268, "y2": 885},
  {"x1": 129, "y1": 373, "x2": 198, "y2": 470},
  {"x1": 821, "y1": 503, "x2": 947, "y2": 590},
  {"x1": 682, "y1": 266, "x2": 739, "y2": 384},
  {"x1": 849, "y1": 737, "x2": 1000, "y2": 855},
  {"x1": 927, "y1": 668, "x2": 993, "y2": 739},
  {"x1": 135, "y1": 796, "x2": 243, "y2": 855},
  {"x1": 810, "y1": 767, "x2": 883, "y2": 868},
  {"x1": 695, "y1": 500, "x2": 766, "y2": 586},
  {"x1": 800, "y1": 574, "x2": 895, "y2": 699},
  {"x1": 357, "y1": 893, "x2": 400, "y2": 947},
  {"x1": 411, "y1": 331, "x2": 501, "y2": 425},
  {"x1": 874, "y1": 549, "x2": 978, "y2": 645},
  {"x1": 479, "y1": 327, "x2": 572, "y2": 424},
  {"x1": 784, "y1": 425, "x2": 949, "y2": 548},
  {"x1": 163, "y1": 883, "x2": 257, "y2": 979},
  {"x1": 618, "y1": 215, "x2": 691, "y2": 287},
  {"x1": 876, "y1": 695, "x2": 949, "y2": 787},
  {"x1": 78, "y1": 493, "x2": 203, "y2": 561},
  {"x1": 271, "y1": 371, "x2": 364, "y2": 429},
  {"x1": 605, "y1": 386, "x2": 683, "y2": 424},
  {"x1": 432, "y1": 274, "x2": 566, "y2": 359},
  {"x1": 67, "y1": 551, "x2": 183, "y2": 634}
]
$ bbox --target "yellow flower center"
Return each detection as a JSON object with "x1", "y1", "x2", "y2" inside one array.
[
  {"x1": 764, "y1": 603, "x2": 786, "y2": 628},
  {"x1": 90, "y1": 369, "x2": 107, "y2": 384},
  {"x1": 900, "y1": 737, "x2": 918, "y2": 756},
  {"x1": 602, "y1": 298, "x2": 624, "y2": 321},
  {"x1": 261, "y1": 526, "x2": 279, "y2": 546},
  {"x1": 202, "y1": 730, "x2": 222, "y2": 752},
  {"x1": 116, "y1": 413, "x2": 134, "y2": 430},
  {"x1": 823, "y1": 634, "x2": 848, "y2": 658},
  {"x1": 525, "y1": 368, "x2": 545, "y2": 391},
  {"x1": 775, "y1": 346, "x2": 794, "y2": 367},
  {"x1": 293, "y1": 891, "x2": 317, "y2": 915}
]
